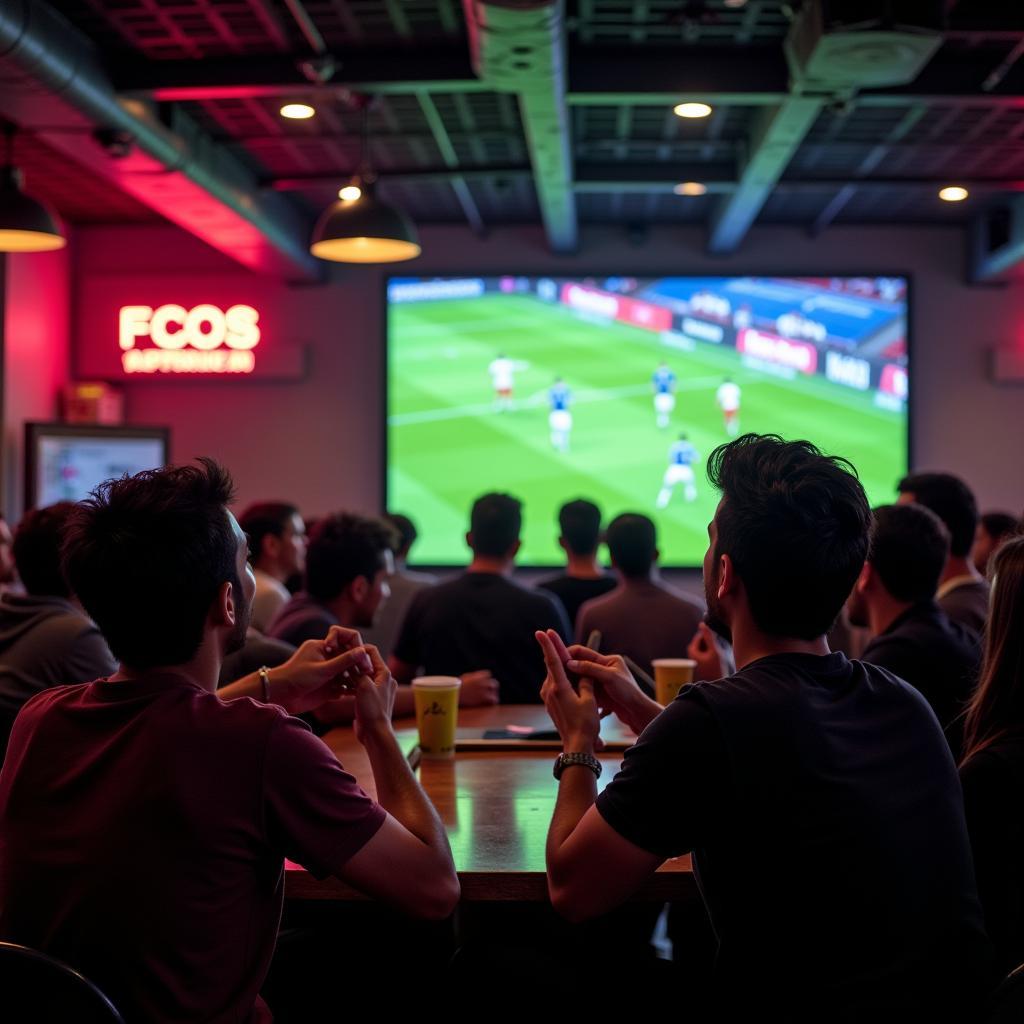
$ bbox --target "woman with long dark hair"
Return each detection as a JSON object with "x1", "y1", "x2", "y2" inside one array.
[{"x1": 960, "y1": 535, "x2": 1024, "y2": 975}]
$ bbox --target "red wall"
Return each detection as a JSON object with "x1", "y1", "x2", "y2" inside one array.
[
  {"x1": 3, "y1": 244, "x2": 72, "y2": 516},
  {"x1": 71, "y1": 222, "x2": 1024, "y2": 519}
]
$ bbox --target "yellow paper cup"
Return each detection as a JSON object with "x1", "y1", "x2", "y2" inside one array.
[
  {"x1": 652, "y1": 659, "x2": 696, "y2": 706},
  {"x1": 412, "y1": 676, "x2": 461, "y2": 759}
]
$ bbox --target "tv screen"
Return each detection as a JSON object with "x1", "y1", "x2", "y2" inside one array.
[
  {"x1": 387, "y1": 275, "x2": 909, "y2": 568},
  {"x1": 25, "y1": 423, "x2": 169, "y2": 509}
]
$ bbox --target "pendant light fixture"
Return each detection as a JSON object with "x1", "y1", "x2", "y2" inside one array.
[
  {"x1": 310, "y1": 98, "x2": 420, "y2": 263},
  {"x1": 0, "y1": 124, "x2": 66, "y2": 253}
]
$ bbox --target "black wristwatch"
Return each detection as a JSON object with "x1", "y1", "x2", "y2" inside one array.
[{"x1": 553, "y1": 751, "x2": 602, "y2": 780}]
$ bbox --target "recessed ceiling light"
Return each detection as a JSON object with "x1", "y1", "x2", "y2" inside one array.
[
  {"x1": 673, "y1": 102, "x2": 713, "y2": 119},
  {"x1": 280, "y1": 103, "x2": 316, "y2": 120},
  {"x1": 338, "y1": 184, "x2": 363, "y2": 202},
  {"x1": 673, "y1": 182, "x2": 708, "y2": 196},
  {"x1": 724, "y1": 0, "x2": 748, "y2": 7},
  {"x1": 938, "y1": 185, "x2": 968, "y2": 202}
]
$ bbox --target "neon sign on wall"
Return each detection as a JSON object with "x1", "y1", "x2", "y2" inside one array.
[{"x1": 118, "y1": 304, "x2": 261, "y2": 374}]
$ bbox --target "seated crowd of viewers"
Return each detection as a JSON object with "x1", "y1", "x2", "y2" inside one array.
[{"x1": 0, "y1": 441, "x2": 1020, "y2": 1020}]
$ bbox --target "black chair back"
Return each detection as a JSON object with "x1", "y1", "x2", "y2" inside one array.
[{"x1": 0, "y1": 941, "x2": 124, "y2": 1023}]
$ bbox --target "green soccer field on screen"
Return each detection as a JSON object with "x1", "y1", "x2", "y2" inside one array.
[{"x1": 387, "y1": 277, "x2": 908, "y2": 568}]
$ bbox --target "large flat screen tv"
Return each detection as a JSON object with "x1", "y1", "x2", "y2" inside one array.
[
  {"x1": 386, "y1": 275, "x2": 909, "y2": 568},
  {"x1": 25, "y1": 423, "x2": 170, "y2": 510}
]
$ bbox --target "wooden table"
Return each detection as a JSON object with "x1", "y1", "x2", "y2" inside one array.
[{"x1": 285, "y1": 705, "x2": 695, "y2": 903}]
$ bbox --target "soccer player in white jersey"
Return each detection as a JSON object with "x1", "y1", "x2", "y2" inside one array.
[
  {"x1": 716, "y1": 376, "x2": 742, "y2": 436},
  {"x1": 548, "y1": 377, "x2": 572, "y2": 452},
  {"x1": 489, "y1": 353, "x2": 516, "y2": 411},
  {"x1": 656, "y1": 432, "x2": 699, "y2": 508},
  {"x1": 651, "y1": 361, "x2": 676, "y2": 429}
]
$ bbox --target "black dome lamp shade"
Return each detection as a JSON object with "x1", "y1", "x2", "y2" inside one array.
[
  {"x1": 308, "y1": 97, "x2": 420, "y2": 264},
  {"x1": 0, "y1": 126, "x2": 66, "y2": 253},
  {"x1": 310, "y1": 181, "x2": 420, "y2": 263}
]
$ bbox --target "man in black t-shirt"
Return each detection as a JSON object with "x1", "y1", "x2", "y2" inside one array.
[
  {"x1": 847, "y1": 503, "x2": 981, "y2": 753},
  {"x1": 392, "y1": 493, "x2": 570, "y2": 704},
  {"x1": 538, "y1": 435, "x2": 992, "y2": 1019},
  {"x1": 535, "y1": 499, "x2": 616, "y2": 631}
]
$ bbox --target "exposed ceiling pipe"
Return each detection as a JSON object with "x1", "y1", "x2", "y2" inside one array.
[
  {"x1": 281, "y1": 0, "x2": 328, "y2": 54},
  {"x1": 463, "y1": 0, "x2": 577, "y2": 253},
  {"x1": 0, "y1": 0, "x2": 321, "y2": 281}
]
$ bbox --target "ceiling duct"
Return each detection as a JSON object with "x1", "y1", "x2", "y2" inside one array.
[
  {"x1": 0, "y1": 0, "x2": 320, "y2": 280},
  {"x1": 463, "y1": 0, "x2": 576, "y2": 252},
  {"x1": 786, "y1": 1, "x2": 944, "y2": 95},
  {"x1": 709, "y1": 0, "x2": 944, "y2": 254}
]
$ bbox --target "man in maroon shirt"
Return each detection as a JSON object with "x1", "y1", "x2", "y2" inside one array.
[{"x1": 0, "y1": 459, "x2": 458, "y2": 1023}]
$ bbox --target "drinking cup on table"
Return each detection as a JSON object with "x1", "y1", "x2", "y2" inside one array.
[
  {"x1": 412, "y1": 676, "x2": 462, "y2": 758},
  {"x1": 652, "y1": 659, "x2": 696, "y2": 706}
]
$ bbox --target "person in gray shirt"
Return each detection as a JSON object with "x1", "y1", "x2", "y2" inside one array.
[
  {"x1": 577, "y1": 513, "x2": 704, "y2": 681},
  {"x1": 0, "y1": 503, "x2": 116, "y2": 761}
]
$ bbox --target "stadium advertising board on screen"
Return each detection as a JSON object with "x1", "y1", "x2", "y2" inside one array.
[{"x1": 386, "y1": 275, "x2": 909, "y2": 568}]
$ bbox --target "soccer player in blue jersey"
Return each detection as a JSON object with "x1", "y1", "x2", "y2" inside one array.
[
  {"x1": 651, "y1": 361, "x2": 676, "y2": 429},
  {"x1": 656, "y1": 432, "x2": 699, "y2": 508},
  {"x1": 548, "y1": 377, "x2": 572, "y2": 453}
]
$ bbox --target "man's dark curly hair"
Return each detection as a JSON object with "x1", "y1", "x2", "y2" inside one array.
[
  {"x1": 707, "y1": 434, "x2": 871, "y2": 639},
  {"x1": 897, "y1": 472, "x2": 978, "y2": 558},
  {"x1": 62, "y1": 458, "x2": 239, "y2": 670},
  {"x1": 305, "y1": 513, "x2": 397, "y2": 603}
]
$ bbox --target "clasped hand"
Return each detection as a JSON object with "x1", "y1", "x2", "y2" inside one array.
[{"x1": 274, "y1": 626, "x2": 395, "y2": 742}]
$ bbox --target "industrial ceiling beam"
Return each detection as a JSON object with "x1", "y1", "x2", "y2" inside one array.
[
  {"x1": 417, "y1": 93, "x2": 486, "y2": 235},
  {"x1": 268, "y1": 165, "x2": 532, "y2": 190},
  {"x1": 110, "y1": 41, "x2": 1024, "y2": 110},
  {"x1": 280, "y1": 0, "x2": 328, "y2": 54},
  {"x1": 708, "y1": 2, "x2": 946, "y2": 254},
  {"x1": 111, "y1": 48, "x2": 486, "y2": 101},
  {"x1": 269, "y1": 163, "x2": 1024, "y2": 195},
  {"x1": 707, "y1": 97, "x2": 824, "y2": 253},
  {"x1": 568, "y1": 46, "x2": 789, "y2": 106},
  {"x1": 809, "y1": 103, "x2": 929, "y2": 236},
  {"x1": 573, "y1": 160, "x2": 739, "y2": 191},
  {"x1": 567, "y1": 43, "x2": 1024, "y2": 107},
  {"x1": 464, "y1": 0, "x2": 577, "y2": 253},
  {"x1": 0, "y1": 0, "x2": 321, "y2": 281}
]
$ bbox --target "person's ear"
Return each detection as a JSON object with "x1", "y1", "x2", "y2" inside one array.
[
  {"x1": 466, "y1": 531, "x2": 473, "y2": 550},
  {"x1": 558, "y1": 536, "x2": 568, "y2": 554},
  {"x1": 717, "y1": 552, "x2": 737, "y2": 598},
  {"x1": 349, "y1": 575, "x2": 369, "y2": 606},
  {"x1": 211, "y1": 579, "x2": 235, "y2": 628},
  {"x1": 511, "y1": 539, "x2": 521, "y2": 558},
  {"x1": 856, "y1": 562, "x2": 873, "y2": 594}
]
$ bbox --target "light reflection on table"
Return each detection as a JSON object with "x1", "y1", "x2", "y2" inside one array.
[{"x1": 285, "y1": 705, "x2": 695, "y2": 902}]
